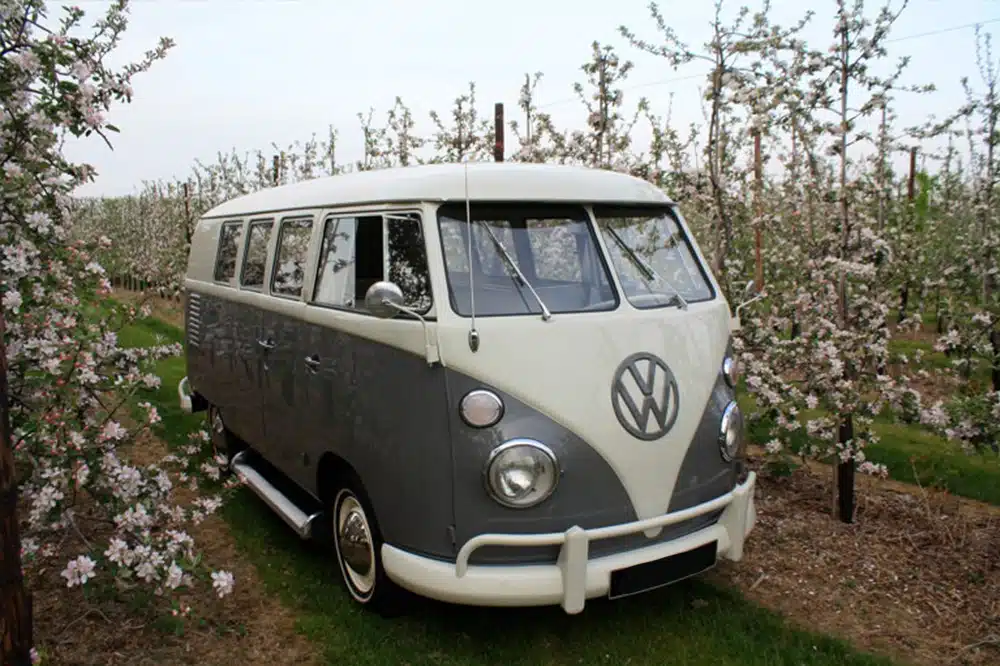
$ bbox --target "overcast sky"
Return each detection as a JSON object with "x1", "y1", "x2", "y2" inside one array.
[{"x1": 54, "y1": 0, "x2": 1000, "y2": 198}]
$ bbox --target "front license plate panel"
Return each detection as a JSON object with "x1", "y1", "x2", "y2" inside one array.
[{"x1": 608, "y1": 541, "x2": 718, "y2": 600}]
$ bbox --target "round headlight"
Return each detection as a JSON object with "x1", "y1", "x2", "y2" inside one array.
[
  {"x1": 722, "y1": 355, "x2": 739, "y2": 388},
  {"x1": 719, "y1": 401, "x2": 744, "y2": 462},
  {"x1": 484, "y1": 440, "x2": 559, "y2": 509},
  {"x1": 460, "y1": 389, "x2": 504, "y2": 428}
]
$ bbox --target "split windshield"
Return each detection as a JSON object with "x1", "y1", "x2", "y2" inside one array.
[
  {"x1": 592, "y1": 204, "x2": 715, "y2": 308},
  {"x1": 437, "y1": 203, "x2": 617, "y2": 317},
  {"x1": 436, "y1": 202, "x2": 714, "y2": 317}
]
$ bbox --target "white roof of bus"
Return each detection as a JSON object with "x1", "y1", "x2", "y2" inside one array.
[{"x1": 200, "y1": 161, "x2": 674, "y2": 219}]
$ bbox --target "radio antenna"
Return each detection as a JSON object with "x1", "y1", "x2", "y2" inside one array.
[{"x1": 464, "y1": 161, "x2": 479, "y2": 352}]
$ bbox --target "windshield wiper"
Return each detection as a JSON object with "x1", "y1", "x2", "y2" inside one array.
[
  {"x1": 476, "y1": 221, "x2": 552, "y2": 321},
  {"x1": 604, "y1": 225, "x2": 688, "y2": 310}
]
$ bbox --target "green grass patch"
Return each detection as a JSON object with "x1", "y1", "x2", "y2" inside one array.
[
  {"x1": 110, "y1": 307, "x2": 904, "y2": 666},
  {"x1": 110, "y1": 304, "x2": 198, "y2": 444},
  {"x1": 867, "y1": 420, "x2": 1000, "y2": 504},
  {"x1": 887, "y1": 331, "x2": 994, "y2": 389},
  {"x1": 887, "y1": 337, "x2": 952, "y2": 371}
]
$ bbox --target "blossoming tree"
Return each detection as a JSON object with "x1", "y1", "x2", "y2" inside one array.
[{"x1": 1, "y1": 2, "x2": 238, "y2": 662}]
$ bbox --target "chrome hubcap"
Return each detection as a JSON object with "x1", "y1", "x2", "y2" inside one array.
[{"x1": 337, "y1": 495, "x2": 375, "y2": 594}]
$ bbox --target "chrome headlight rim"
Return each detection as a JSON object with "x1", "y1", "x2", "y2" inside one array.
[
  {"x1": 460, "y1": 389, "x2": 505, "y2": 428},
  {"x1": 482, "y1": 439, "x2": 559, "y2": 510},
  {"x1": 718, "y1": 400, "x2": 743, "y2": 462}
]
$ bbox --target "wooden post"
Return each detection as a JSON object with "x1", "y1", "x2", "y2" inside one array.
[
  {"x1": 991, "y1": 329, "x2": 1000, "y2": 392},
  {"x1": 899, "y1": 147, "x2": 917, "y2": 324},
  {"x1": 494, "y1": 103, "x2": 505, "y2": 162},
  {"x1": 753, "y1": 127, "x2": 764, "y2": 290},
  {"x1": 0, "y1": 307, "x2": 33, "y2": 666},
  {"x1": 182, "y1": 182, "x2": 193, "y2": 246},
  {"x1": 907, "y1": 146, "x2": 917, "y2": 202}
]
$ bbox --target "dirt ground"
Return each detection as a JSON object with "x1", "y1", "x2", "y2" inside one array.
[
  {"x1": 28, "y1": 517, "x2": 321, "y2": 666},
  {"x1": 24, "y1": 423, "x2": 321, "y2": 666},
  {"x1": 712, "y1": 453, "x2": 1000, "y2": 666}
]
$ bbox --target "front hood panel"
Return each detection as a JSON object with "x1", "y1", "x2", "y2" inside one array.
[{"x1": 437, "y1": 300, "x2": 732, "y2": 520}]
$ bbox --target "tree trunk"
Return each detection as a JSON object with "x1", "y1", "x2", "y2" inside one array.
[
  {"x1": 898, "y1": 283, "x2": 909, "y2": 324},
  {"x1": 991, "y1": 328, "x2": 1000, "y2": 393},
  {"x1": 0, "y1": 308, "x2": 33, "y2": 666},
  {"x1": 837, "y1": 413, "x2": 855, "y2": 524},
  {"x1": 835, "y1": 17, "x2": 855, "y2": 526},
  {"x1": 183, "y1": 182, "x2": 193, "y2": 247}
]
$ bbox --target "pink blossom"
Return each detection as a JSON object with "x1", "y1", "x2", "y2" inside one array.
[
  {"x1": 61, "y1": 555, "x2": 97, "y2": 587},
  {"x1": 101, "y1": 421, "x2": 128, "y2": 441},
  {"x1": 211, "y1": 570, "x2": 235, "y2": 598}
]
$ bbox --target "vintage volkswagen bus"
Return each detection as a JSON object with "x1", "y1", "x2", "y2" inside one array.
[{"x1": 178, "y1": 161, "x2": 759, "y2": 616}]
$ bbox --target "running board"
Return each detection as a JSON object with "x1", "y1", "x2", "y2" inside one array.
[{"x1": 229, "y1": 450, "x2": 323, "y2": 540}]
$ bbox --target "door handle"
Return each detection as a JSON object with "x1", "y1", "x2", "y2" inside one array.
[
  {"x1": 257, "y1": 338, "x2": 275, "y2": 350},
  {"x1": 304, "y1": 354, "x2": 320, "y2": 370}
]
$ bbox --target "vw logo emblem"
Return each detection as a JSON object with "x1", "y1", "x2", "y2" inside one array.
[{"x1": 611, "y1": 352, "x2": 679, "y2": 441}]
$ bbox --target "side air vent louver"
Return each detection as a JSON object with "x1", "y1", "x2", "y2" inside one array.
[{"x1": 187, "y1": 292, "x2": 202, "y2": 347}]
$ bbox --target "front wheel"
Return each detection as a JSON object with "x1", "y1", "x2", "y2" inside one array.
[{"x1": 331, "y1": 481, "x2": 408, "y2": 616}]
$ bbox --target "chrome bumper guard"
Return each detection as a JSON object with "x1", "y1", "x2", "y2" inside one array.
[
  {"x1": 177, "y1": 376, "x2": 207, "y2": 414},
  {"x1": 178, "y1": 376, "x2": 193, "y2": 413},
  {"x1": 455, "y1": 471, "x2": 757, "y2": 614}
]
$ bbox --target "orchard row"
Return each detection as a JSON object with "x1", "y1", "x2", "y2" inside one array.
[{"x1": 70, "y1": 3, "x2": 1000, "y2": 467}]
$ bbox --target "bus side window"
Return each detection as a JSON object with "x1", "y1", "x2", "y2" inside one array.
[
  {"x1": 214, "y1": 221, "x2": 244, "y2": 284},
  {"x1": 386, "y1": 213, "x2": 432, "y2": 314},
  {"x1": 240, "y1": 219, "x2": 273, "y2": 290},
  {"x1": 312, "y1": 212, "x2": 432, "y2": 316},
  {"x1": 312, "y1": 214, "x2": 383, "y2": 312},
  {"x1": 314, "y1": 216, "x2": 357, "y2": 308},
  {"x1": 353, "y1": 216, "x2": 384, "y2": 307},
  {"x1": 271, "y1": 216, "x2": 313, "y2": 298}
]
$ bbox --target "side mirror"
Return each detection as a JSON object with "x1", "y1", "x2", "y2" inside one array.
[
  {"x1": 364, "y1": 281, "x2": 405, "y2": 319},
  {"x1": 741, "y1": 279, "x2": 758, "y2": 303},
  {"x1": 362, "y1": 280, "x2": 442, "y2": 367}
]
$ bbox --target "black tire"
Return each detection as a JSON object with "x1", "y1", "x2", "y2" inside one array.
[
  {"x1": 207, "y1": 405, "x2": 243, "y2": 471},
  {"x1": 330, "y1": 475, "x2": 409, "y2": 616}
]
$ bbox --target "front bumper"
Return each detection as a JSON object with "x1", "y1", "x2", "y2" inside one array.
[{"x1": 382, "y1": 470, "x2": 757, "y2": 614}]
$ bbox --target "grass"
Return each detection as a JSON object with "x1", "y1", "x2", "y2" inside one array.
[
  {"x1": 106, "y1": 302, "x2": 905, "y2": 666},
  {"x1": 865, "y1": 421, "x2": 1000, "y2": 504},
  {"x1": 886, "y1": 337, "x2": 954, "y2": 372}
]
